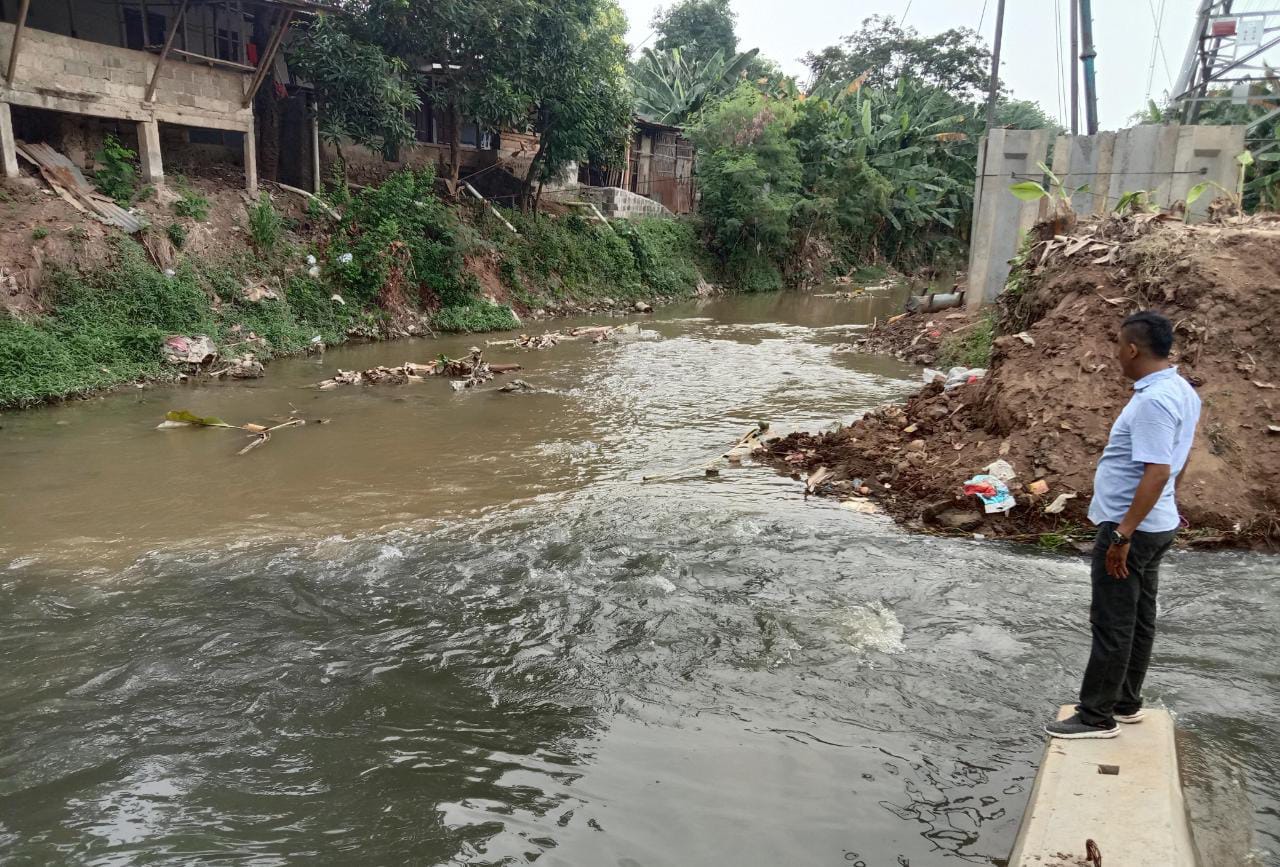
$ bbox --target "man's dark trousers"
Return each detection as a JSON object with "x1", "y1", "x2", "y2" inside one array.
[{"x1": 1077, "y1": 521, "x2": 1178, "y2": 726}]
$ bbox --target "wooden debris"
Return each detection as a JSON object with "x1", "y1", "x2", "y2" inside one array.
[
  {"x1": 314, "y1": 349, "x2": 521, "y2": 389},
  {"x1": 486, "y1": 322, "x2": 640, "y2": 350},
  {"x1": 16, "y1": 141, "x2": 147, "y2": 233}
]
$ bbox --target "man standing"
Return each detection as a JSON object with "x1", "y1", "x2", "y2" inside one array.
[{"x1": 1045, "y1": 310, "x2": 1202, "y2": 739}]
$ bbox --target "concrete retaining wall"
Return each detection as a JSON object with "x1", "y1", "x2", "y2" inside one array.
[
  {"x1": 1050, "y1": 124, "x2": 1246, "y2": 220},
  {"x1": 570, "y1": 186, "x2": 672, "y2": 220},
  {"x1": 968, "y1": 124, "x2": 1248, "y2": 310}
]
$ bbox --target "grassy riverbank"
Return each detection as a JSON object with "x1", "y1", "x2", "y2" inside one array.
[{"x1": 0, "y1": 169, "x2": 708, "y2": 409}]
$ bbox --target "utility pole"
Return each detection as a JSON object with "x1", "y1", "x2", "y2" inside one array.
[
  {"x1": 1069, "y1": 0, "x2": 1080, "y2": 135},
  {"x1": 1079, "y1": 0, "x2": 1099, "y2": 134},
  {"x1": 984, "y1": 0, "x2": 1008, "y2": 131}
]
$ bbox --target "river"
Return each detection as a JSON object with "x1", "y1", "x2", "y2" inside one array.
[{"x1": 1, "y1": 290, "x2": 1276, "y2": 866}]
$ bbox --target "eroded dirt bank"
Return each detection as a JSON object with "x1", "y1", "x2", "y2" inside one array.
[{"x1": 764, "y1": 213, "x2": 1280, "y2": 549}]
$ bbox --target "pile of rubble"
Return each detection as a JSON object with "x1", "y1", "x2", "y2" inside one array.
[
  {"x1": 765, "y1": 211, "x2": 1280, "y2": 549},
  {"x1": 486, "y1": 322, "x2": 640, "y2": 350}
]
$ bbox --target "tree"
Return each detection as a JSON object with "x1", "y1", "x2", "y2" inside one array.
[
  {"x1": 804, "y1": 15, "x2": 992, "y2": 102},
  {"x1": 516, "y1": 0, "x2": 634, "y2": 210},
  {"x1": 651, "y1": 0, "x2": 737, "y2": 66},
  {"x1": 289, "y1": 15, "x2": 420, "y2": 156},
  {"x1": 342, "y1": 0, "x2": 533, "y2": 189},
  {"x1": 630, "y1": 45, "x2": 760, "y2": 125}
]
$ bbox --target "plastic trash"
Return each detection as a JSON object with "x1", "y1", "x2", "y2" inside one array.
[
  {"x1": 963, "y1": 473, "x2": 1017, "y2": 514},
  {"x1": 923, "y1": 366, "x2": 986, "y2": 390},
  {"x1": 984, "y1": 459, "x2": 1017, "y2": 481},
  {"x1": 337, "y1": 252, "x2": 353, "y2": 265},
  {"x1": 305, "y1": 254, "x2": 317, "y2": 266}
]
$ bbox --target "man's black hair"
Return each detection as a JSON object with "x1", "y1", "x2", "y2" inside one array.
[{"x1": 1121, "y1": 310, "x2": 1174, "y2": 358}]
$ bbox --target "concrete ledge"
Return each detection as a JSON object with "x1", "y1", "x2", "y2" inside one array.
[{"x1": 1008, "y1": 705, "x2": 1196, "y2": 866}]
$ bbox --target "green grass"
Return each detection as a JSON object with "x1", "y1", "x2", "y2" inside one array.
[
  {"x1": 938, "y1": 312, "x2": 995, "y2": 369},
  {"x1": 431, "y1": 301, "x2": 520, "y2": 334},
  {"x1": 0, "y1": 239, "x2": 367, "y2": 408}
]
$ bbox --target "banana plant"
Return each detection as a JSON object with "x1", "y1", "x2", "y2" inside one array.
[{"x1": 631, "y1": 46, "x2": 761, "y2": 125}]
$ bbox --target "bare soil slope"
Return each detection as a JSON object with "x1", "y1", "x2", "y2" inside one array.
[{"x1": 765, "y1": 213, "x2": 1280, "y2": 548}]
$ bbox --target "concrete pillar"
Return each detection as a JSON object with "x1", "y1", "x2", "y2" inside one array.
[
  {"x1": 136, "y1": 118, "x2": 164, "y2": 184},
  {"x1": 966, "y1": 128, "x2": 1050, "y2": 311},
  {"x1": 243, "y1": 121, "x2": 257, "y2": 196},
  {"x1": 0, "y1": 102, "x2": 19, "y2": 179},
  {"x1": 310, "y1": 110, "x2": 321, "y2": 193}
]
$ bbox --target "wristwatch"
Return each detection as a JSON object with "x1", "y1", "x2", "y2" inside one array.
[{"x1": 1110, "y1": 529, "x2": 1130, "y2": 546}]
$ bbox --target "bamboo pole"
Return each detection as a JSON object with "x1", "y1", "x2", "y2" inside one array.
[
  {"x1": 4, "y1": 0, "x2": 31, "y2": 85},
  {"x1": 145, "y1": 0, "x2": 190, "y2": 102},
  {"x1": 242, "y1": 9, "x2": 293, "y2": 108}
]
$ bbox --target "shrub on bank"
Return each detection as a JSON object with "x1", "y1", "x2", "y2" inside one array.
[{"x1": 432, "y1": 301, "x2": 520, "y2": 333}]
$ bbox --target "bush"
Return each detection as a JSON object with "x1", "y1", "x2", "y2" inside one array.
[
  {"x1": 248, "y1": 194, "x2": 283, "y2": 253},
  {"x1": 93, "y1": 135, "x2": 138, "y2": 206},
  {"x1": 31, "y1": 227, "x2": 48, "y2": 240},
  {"x1": 172, "y1": 179, "x2": 210, "y2": 221},
  {"x1": 166, "y1": 222, "x2": 187, "y2": 249},
  {"x1": 431, "y1": 301, "x2": 520, "y2": 333},
  {"x1": 329, "y1": 168, "x2": 465, "y2": 307},
  {"x1": 616, "y1": 218, "x2": 703, "y2": 297}
]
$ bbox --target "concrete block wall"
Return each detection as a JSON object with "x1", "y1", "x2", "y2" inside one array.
[
  {"x1": 572, "y1": 186, "x2": 673, "y2": 220},
  {"x1": 0, "y1": 21, "x2": 251, "y2": 132}
]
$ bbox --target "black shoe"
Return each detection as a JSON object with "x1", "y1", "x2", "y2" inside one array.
[{"x1": 1044, "y1": 712, "x2": 1119, "y2": 739}]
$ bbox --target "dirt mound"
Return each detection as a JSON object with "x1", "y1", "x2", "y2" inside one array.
[
  {"x1": 843, "y1": 307, "x2": 976, "y2": 365},
  {"x1": 764, "y1": 213, "x2": 1280, "y2": 549}
]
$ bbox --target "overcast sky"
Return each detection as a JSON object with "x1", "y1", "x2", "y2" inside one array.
[{"x1": 617, "y1": 0, "x2": 1204, "y2": 130}]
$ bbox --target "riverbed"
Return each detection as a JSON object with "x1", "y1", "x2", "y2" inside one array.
[{"x1": 1, "y1": 290, "x2": 1275, "y2": 865}]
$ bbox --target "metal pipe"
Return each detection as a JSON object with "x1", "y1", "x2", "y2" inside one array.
[
  {"x1": 1069, "y1": 0, "x2": 1080, "y2": 135},
  {"x1": 984, "y1": 0, "x2": 1008, "y2": 131},
  {"x1": 1079, "y1": 0, "x2": 1099, "y2": 134},
  {"x1": 5, "y1": 0, "x2": 31, "y2": 85},
  {"x1": 145, "y1": 0, "x2": 190, "y2": 102}
]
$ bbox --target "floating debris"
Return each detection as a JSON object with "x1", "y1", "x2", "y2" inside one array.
[
  {"x1": 486, "y1": 322, "x2": 640, "y2": 350},
  {"x1": 156, "y1": 409, "x2": 307, "y2": 455},
  {"x1": 315, "y1": 348, "x2": 521, "y2": 390}
]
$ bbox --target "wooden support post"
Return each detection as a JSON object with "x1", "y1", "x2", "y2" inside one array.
[
  {"x1": 0, "y1": 102, "x2": 19, "y2": 179},
  {"x1": 137, "y1": 118, "x2": 164, "y2": 184},
  {"x1": 145, "y1": 0, "x2": 190, "y2": 103},
  {"x1": 244, "y1": 119, "x2": 258, "y2": 196},
  {"x1": 5, "y1": 0, "x2": 31, "y2": 85},
  {"x1": 242, "y1": 9, "x2": 293, "y2": 108}
]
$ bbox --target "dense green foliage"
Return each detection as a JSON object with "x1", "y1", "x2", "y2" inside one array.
[
  {"x1": 688, "y1": 14, "x2": 1056, "y2": 287},
  {"x1": 804, "y1": 15, "x2": 992, "y2": 100},
  {"x1": 172, "y1": 179, "x2": 210, "y2": 221},
  {"x1": 310, "y1": 0, "x2": 633, "y2": 200},
  {"x1": 92, "y1": 136, "x2": 138, "y2": 206},
  {"x1": 651, "y1": 0, "x2": 738, "y2": 66},
  {"x1": 290, "y1": 14, "x2": 420, "y2": 151},
  {"x1": 631, "y1": 45, "x2": 760, "y2": 125}
]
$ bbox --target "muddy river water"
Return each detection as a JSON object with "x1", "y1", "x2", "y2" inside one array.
[{"x1": 1, "y1": 291, "x2": 1276, "y2": 866}]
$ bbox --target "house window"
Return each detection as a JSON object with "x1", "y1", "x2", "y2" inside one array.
[
  {"x1": 123, "y1": 8, "x2": 167, "y2": 50},
  {"x1": 409, "y1": 99, "x2": 435, "y2": 144},
  {"x1": 215, "y1": 27, "x2": 242, "y2": 63},
  {"x1": 460, "y1": 122, "x2": 496, "y2": 150}
]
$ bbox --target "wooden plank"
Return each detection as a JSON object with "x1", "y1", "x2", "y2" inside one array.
[
  {"x1": 5, "y1": 0, "x2": 30, "y2": 85},
  {"x1": 1007, "y1": 706, "x2": 1196, "y2": 866},
  {"x1": 242, "y1": 9, "x2": 294, "y2": 107}
]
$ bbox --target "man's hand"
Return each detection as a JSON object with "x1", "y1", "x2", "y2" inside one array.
[{"x1": 1106, "y1": 540, "x2": 1131, "y2": 579}]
